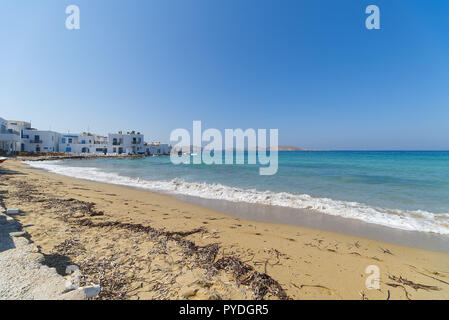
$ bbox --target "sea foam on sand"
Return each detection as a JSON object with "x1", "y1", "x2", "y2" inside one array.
[{"x1": 26, "y1": 160, "x2": 449, "y2": 235}]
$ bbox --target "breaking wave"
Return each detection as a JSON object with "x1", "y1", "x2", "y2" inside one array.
[{"x1": 25, "y1": 160, "x2": 449, "y2": 235}]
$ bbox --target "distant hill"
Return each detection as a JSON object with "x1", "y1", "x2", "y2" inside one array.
[
  {"x1": 234, "y1": 145, "x2": 307, "y2": 151},
  {"x1": 175, "y1": 145, "x2": 307, "y2": 151},
  {"x1": 275, "y1": 145, "x2": 305, "y2": 151}
]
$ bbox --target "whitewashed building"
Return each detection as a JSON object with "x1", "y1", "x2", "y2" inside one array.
[
  {"x1": 108, "y1": 131, "x2": 144, "y2": 155},
  {"x1": 3, "y1": 118, "x2": 151, "y2": 156},
  {"x1": 59, "y1": 134, "x2": 80, "y2": 153},
  {"x1": 7, "y1": 120, "x2": 32, "y2": 136},
  {"x1": 59, "y1": 133, "x2": 108, "y2": 154},
  {"x1": 8, "y1": 120, "x2": 60, "y2": 153},
  {"x1": 145, "y1": 142, "x2": 171, "y2": 155},
  {"x1": 0, "y1": 117, "x2": 20, "y2": 154},
  {"x1": 21, "y1": 129, "x2": 61, "y2": 153}
]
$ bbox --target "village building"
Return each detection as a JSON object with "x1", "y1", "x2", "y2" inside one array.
[
  {"x1": 59, "y1": 133, "x2": 108, "y2": 154},
  {"x1": 108, "y1": 131, "x2": 144, "y2": 155},
  {"x1": 0, "y1": 117, "x2": 21, "y2": 154},
  {"x1": 2, "y1": 116, "x2": 170, "y2": 157},
  {"x1": 8, "y1": 120, "x2": 61, "y2": 153},
  {"x1": 145, "y1": 142, "x2": 171, "y2": 155},
  {"x1": 21, "y1": 129, "x2": 61, "y2": 153}
]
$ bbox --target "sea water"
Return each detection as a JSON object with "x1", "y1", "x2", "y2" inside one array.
[{"x1": 26, "y1": 151, "x2": 449, "y2": 235}]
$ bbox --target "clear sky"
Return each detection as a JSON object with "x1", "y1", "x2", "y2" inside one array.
[{"x1": 1, "y1": 0, "x2": 448, "y2": 149}]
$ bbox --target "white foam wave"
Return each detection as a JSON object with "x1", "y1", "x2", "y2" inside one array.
[{"x1": 25, "y1": 160, "x2": 449, "y2": 235}]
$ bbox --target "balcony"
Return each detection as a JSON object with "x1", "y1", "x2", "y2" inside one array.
[{"x1": 30, "y1": 140, "x2": 43, "y2": 144}]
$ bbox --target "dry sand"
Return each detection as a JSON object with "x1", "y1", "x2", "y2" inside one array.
[{"x1": 1, "y1": 159, "x2": 448, "y2": 300}]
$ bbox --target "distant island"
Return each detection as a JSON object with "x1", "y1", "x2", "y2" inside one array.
[
  {"x1": 275, "y1": 145, "x2": 305, "y2": 151},
  {"x1": 181, "y1": 145, "x2": 308, "y2": 151}
]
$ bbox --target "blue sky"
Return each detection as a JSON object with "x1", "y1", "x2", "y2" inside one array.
[{"x1": 1, "y1": 0, "x2": 448, "y2": 149}]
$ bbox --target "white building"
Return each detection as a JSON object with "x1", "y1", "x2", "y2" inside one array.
[
  {"x1": 59, "y1": 131, "x2": 144, "y2": 155},
  {"x1": 59, "y1": 134, "x2": 80, "y2": 153},
  {"x1": 21, "y1": 129, "x2": 61, "y2": 153},
  {"x1": 145, "y1": 142, "x2": 171, "y2": 155},
  {"x1": 3, "y1": 118, "x2": 150, "y2": 156},
  {"x1": 108, "y1": 131, "x2": 144, "y2": 155},
  {"x1": 0, "y1": 117, "x2": 20, "y2": 154},
  {"x1": 7, "y1": 120, "x2": 32, "y2": 136},
  {"x1": 8, "y1": 120, "x2": 60, "y2": 153},
  {"x1": 59, "y1": 133, "x2": 108, "y2": 154}
]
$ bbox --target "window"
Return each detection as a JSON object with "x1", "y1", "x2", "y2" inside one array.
[
  {"x1": 62, "y1": 138, "x2": 66, "y2": 143},
  {"x1": 68, "y1": 138, "x2": 73, "y2": 143}
]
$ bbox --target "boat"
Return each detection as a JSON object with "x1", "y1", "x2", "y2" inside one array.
[{"x1": 0, "y1": 157, "x2": 7, "y2": 163}]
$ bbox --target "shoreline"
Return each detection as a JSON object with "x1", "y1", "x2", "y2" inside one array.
[
  {"x1": 24, "y1": 157, "x2": 449, "y2": 252},
  {"x1": 1, "y1": 159, "x2": 449, "y2": 299},
  {"x1": 173, "y1": 194, "x2": 449, "y2": 253},
  {"x1": 23, "y1": 155, "x2": 449, "y2": 237}
]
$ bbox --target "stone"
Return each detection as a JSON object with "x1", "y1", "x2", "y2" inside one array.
[{"x1": 79, "y1": 285, "x2": 101, "y2": 298}]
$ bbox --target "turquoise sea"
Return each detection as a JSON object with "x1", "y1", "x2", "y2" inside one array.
[{"x1": 27, "y1": 151, "x2": 449, "y2": 235}]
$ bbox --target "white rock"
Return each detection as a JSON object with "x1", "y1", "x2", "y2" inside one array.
[{"x1": 78, "y1": 285, "x2": 101, "y2": 298}]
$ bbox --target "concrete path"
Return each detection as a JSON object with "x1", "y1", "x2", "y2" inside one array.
[{"x1": 0, "y1": 210, "x2": 87, "y2": 300}]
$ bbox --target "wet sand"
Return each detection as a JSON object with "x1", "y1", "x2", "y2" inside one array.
[
  {"x1": 1, "y1": 158, "x2": 449, "y2": 300},
  {"x1": 174, "y1": 195, "x2": 449, "y2": 253}
]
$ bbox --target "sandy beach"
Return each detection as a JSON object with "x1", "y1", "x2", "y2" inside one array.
[{"x1": 1, "y1": 158, "x2": 449, "y2": 300}]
